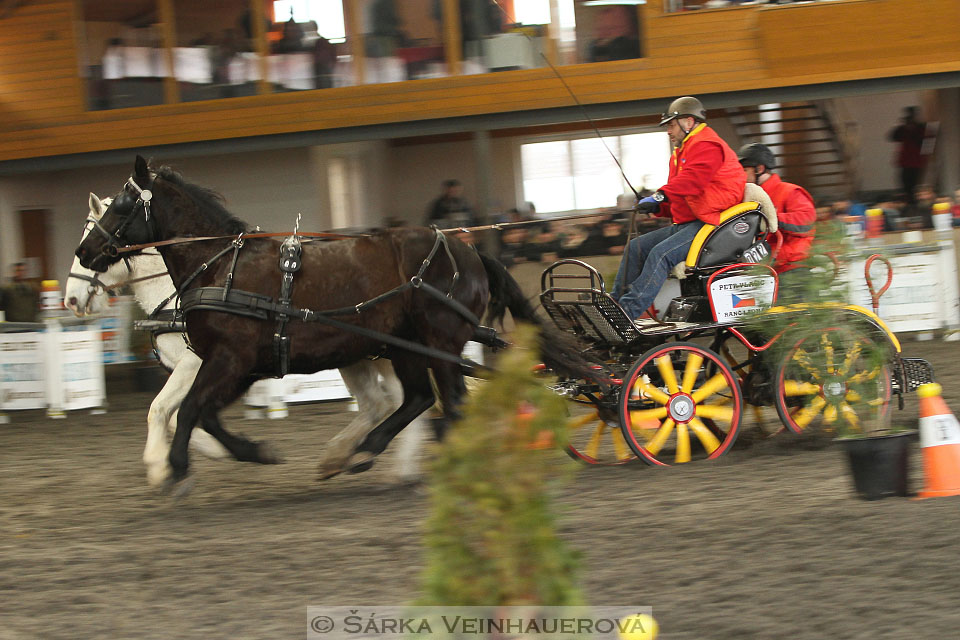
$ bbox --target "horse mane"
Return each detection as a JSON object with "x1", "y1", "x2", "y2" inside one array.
[{"x1": 154, "y1": 164, "x2": 249, "y2": 235}]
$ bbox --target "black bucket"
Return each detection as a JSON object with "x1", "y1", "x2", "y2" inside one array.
[{"x1": 838, "y1": 431, "x2": 917, "y2": 500}]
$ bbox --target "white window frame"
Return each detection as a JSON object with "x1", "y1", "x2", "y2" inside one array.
[{"x1": 514, "y1": 126, "x2": 671, "y2": 217}]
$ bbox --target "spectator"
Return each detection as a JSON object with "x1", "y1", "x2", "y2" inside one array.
[
  {"x1": 0, "y1": 262, "x2": 40, "y2": 323},
  {"x1": 888, "y1": 106, "x2": 931, "y2": 204},
  {"x1": 589, "y1": 5, "x2": 641, "y2": 62},
  {"x1": 525, "y1": 222, "x2": 561, "y2": 263},
  {"x1": 600, "y1": 218, "x2": 628, "y2": 255},
  {"x1": 366, "y1": 0, "x2": 405, "y2": 58},
  {"x1": 907, "y1": 183, "x2": 937, "y2": 229},
  {"x1": 498, "y1": 225, "x2": 529, "y2": 268},
  {"x1": 425, "y1": 179, "x2": 476, "y2": 227},
  {"x1": 312, "y1": 33, "x2": 338, "y2": 89},
  {"x1": 276, "y1": 14, "x2": 305, "y2": 53}
]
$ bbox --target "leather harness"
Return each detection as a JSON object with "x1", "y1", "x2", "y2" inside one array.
[{"x1": 144, "y1": 228, "x2": 496, "y2": 378}]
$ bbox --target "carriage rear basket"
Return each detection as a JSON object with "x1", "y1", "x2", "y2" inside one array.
[{"x1": 899, "y1": 357, "x2": 935, "y2": 393}]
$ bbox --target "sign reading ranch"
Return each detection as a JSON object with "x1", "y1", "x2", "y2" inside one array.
[{"x1": 709, "y1": 275, "x2": 777, "y2": 324}]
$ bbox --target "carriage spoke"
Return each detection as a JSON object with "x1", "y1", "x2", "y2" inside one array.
[
  {"x1": 675, "y1": 423, "x2": 691, "y2": 463},
  {"x1": 630, "y1": 406, "x2": 669, "y2": 423},
  {"x1": 636, "y1": 379, "x2": 671, "y2": 405},
  {"x1": 680, "y1": 353, "x2": 704, "y2": 393},
  {"x1": 838, "y1": 342, "x2": 862, "y2": 377},
  {"x1": 568, "y1": 412, "x2": 599, "y2": 430},
  {"x1": 688, "y1": 417, "x2": 721, "y2": 454},
  {"x1": 823, "y1": 404, "x2": 838, "y2": 424},
  {"x1": 611, "y1": 429, "x2": 632, "y2": 461},
  {"x1": 696, "y1": 404, "x2": 734, "y2": 423},
  {"x1": 784, "y1": 380, "x2": 820, "y2": 396},
  {"x1": 645, "y1": 419, "x2": 676, "y2": 455},
  {"x1": 656, "y1": 355, "x2": 680, "y2": 394},
  {"x1": 792, "y1": 349, "x2": 821, "y2": 380},
  {"x1": 822, "y1": 334, "x2": 835, "y2": 374},
  {"x1": 844, "y1": 390, "x2": 884, "y2": 407},
  {"x1": 848, "y1": 368, "x2": 881, "y2": 384},
  {"x1": 840, "y1": 403, "x2": 862, "y2": 431},
  {"x1": 691, "y1": 373, "x2": 730, "y2": 403},
  {"x1": 792, "y1": 396, "x2": 826, "y2": 428},
  {"x1": 584, "y1": 423, "x2": 607, "y2": 460}
]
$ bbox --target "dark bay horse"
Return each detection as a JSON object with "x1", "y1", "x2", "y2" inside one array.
[{"x1": 75, "y1": 156, "x2": 594, "y2": 491}]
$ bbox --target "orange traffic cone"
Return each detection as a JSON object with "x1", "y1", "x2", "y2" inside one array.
[
  {"x1": 516, "y1": 402, "x2": 554, "y2": 450},
  {"x1": 916, "y1": 383, "x2": 960, "y2": 499}
]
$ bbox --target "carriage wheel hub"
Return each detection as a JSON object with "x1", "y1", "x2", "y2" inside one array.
[
  {"x1": 668, "y1": 393, "x2": 695, "y2": 423},
  {"x1": 823, "y1": 379, "x2": 846, "y2": 399}
]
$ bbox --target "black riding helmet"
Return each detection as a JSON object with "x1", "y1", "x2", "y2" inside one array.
[{"x1": 738, "y1": 143, "x2": 777, "y2": 173}]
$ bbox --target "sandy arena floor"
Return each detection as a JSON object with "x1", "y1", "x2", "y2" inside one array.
[{"x1": 2, "y1": 340, "x2": 960, "y2": 639}]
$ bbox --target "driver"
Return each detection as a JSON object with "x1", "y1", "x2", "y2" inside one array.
[{"x1": 612, "y1": 96, "x2": 745, "y2": 321}]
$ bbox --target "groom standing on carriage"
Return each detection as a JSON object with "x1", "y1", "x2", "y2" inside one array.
[{"x1": 611, "y1": 96, "x2": 745, "y2": 321}]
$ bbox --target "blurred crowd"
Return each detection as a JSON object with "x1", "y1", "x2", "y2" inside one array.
[{"x1": 818, "y1": 184, "x2": 960, "y2": 232}]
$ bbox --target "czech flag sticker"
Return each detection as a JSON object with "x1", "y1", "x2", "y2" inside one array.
[{"x1": 732, "y1": 294, "x2": 756, "y2": 308}]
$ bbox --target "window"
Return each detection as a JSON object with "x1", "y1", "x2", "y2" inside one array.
[
  {"x1": 273, "y1": 0, "x2": 346, "y2": 42},
  {"x1": 519, "y1": 131, "x2": 670, "y2": 214}
]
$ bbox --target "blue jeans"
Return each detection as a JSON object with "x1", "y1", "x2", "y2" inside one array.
[{"x1": 611, "y1": 221, "x2": 704, "y2": 319}]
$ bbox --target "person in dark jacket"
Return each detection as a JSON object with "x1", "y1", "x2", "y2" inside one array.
[
  {"x1": 425, "y1": 179, "x2": 476, "y2": 227},
  {"x1": 0, "y1": 262, "x2": 39, "y2": 323}
]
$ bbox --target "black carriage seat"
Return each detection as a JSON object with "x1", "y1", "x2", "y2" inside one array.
[
  {"x1": 540, "y1": 260, "x2": 641, "y2": 346},
  {"x1": 684, "y1": 202, "x2": 775, "y2": 271},
  {"x1": 682, "y1": 184, "x2": 779, "y2": 272}
]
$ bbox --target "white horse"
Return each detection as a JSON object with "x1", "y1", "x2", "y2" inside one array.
[{"x1": 65, "y1": 193, "x2": 425, "y2": 486}]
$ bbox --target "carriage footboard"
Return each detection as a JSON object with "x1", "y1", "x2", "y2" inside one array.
[{"x1": 897, "y1": 357, "x2": 935, "y2": 393}]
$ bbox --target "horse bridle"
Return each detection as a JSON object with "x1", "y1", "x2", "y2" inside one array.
[{"x1": 88, "y1": 175, "x2": 157, "y2": 258}]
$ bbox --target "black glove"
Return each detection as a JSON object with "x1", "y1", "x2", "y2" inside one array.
[{"x1": 635, "y1": 191, "x2": 666, "y2": 214}]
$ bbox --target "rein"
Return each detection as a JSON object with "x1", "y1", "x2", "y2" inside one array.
[
  {"x1": 114, "y1": 230, "x2": 370, "y2": 255},
  {"x1": 110, "y1": 210, "x2": 617, "y2": 255},
  {"x1": 68, "y1": 269, "x2": 170, "y2": 296}
]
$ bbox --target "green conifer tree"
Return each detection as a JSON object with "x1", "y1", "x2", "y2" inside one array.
[{"x1": 420, "y1": 324, "x2": 583, "y2": 606}]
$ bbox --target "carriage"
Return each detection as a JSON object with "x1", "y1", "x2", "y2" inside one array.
[{"x1": 538, "y1": 199, "x2": 935, "y2": 466}]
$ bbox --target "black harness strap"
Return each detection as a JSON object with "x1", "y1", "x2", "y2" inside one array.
[
  {"x1": 299, "y1": 310, "x2": 489, "y2": 377},
  {"x1": 170, "y1": 228, "x2": 489, "y2": 377},
  {"x1": 179, "y1": 287, "x2": 273, "y2": 320},
  {"x1": 221, "y1": 233, "x2": 246, "y2": 302},
  {"x1": 274, "y1": 235, "x2": 303, "y2": 377}
]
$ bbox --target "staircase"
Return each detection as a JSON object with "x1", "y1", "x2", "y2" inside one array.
[{"x1": 726, "y1": 101, "x2": 859, "y2": 201}]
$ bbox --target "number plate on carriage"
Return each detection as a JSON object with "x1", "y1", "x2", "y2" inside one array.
[{"x1": 741, "y1": 240, "x2": 770, "y2": 264}]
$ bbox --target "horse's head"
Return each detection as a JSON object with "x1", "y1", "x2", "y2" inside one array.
[
  {"x1": 75, "y1": 155, "x2": 159, "y2": 272},
  {"x1": 64, "y1": 193, "x2": 123, "y2": 316}
]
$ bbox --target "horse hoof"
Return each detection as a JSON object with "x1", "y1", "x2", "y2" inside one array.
[
  {"x1": 145, "y1": 463, "x2": 172, "y2": 487},
  {"x1": 346, "y1": 452, "x2": 376, "y2": 474},
  {"x1": 161, "y1": 474, "x2": 195, "y2": 498},
  {"x1": 316, "y1": 467, "x2": 342, "y2": 482},
  {"x1": 256, "y1": 442, "x2": 284, "y2": 465}
]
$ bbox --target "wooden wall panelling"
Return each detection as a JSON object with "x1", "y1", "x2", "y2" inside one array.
[
  {"x1": 2, "y1": 0, "x2": 960, "y2": 163},
  {"x1": 759, "y1": 0, "x2": 960, "y2": 77}
]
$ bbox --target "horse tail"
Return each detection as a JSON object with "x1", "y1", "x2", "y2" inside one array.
[{"x1": 478, "y1": 253, "x2": 605, "y2": 385}]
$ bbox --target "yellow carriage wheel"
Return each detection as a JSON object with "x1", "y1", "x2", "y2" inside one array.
[
  {"x1": 774, "y1": 328, "x2": 892, "y2": 435},
  {"x1": 565, "y1": 394, "x2": 638, "y2": 465},
  {"x1": 618, "y1": 342, "x2": 743, "y2": 466}
]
